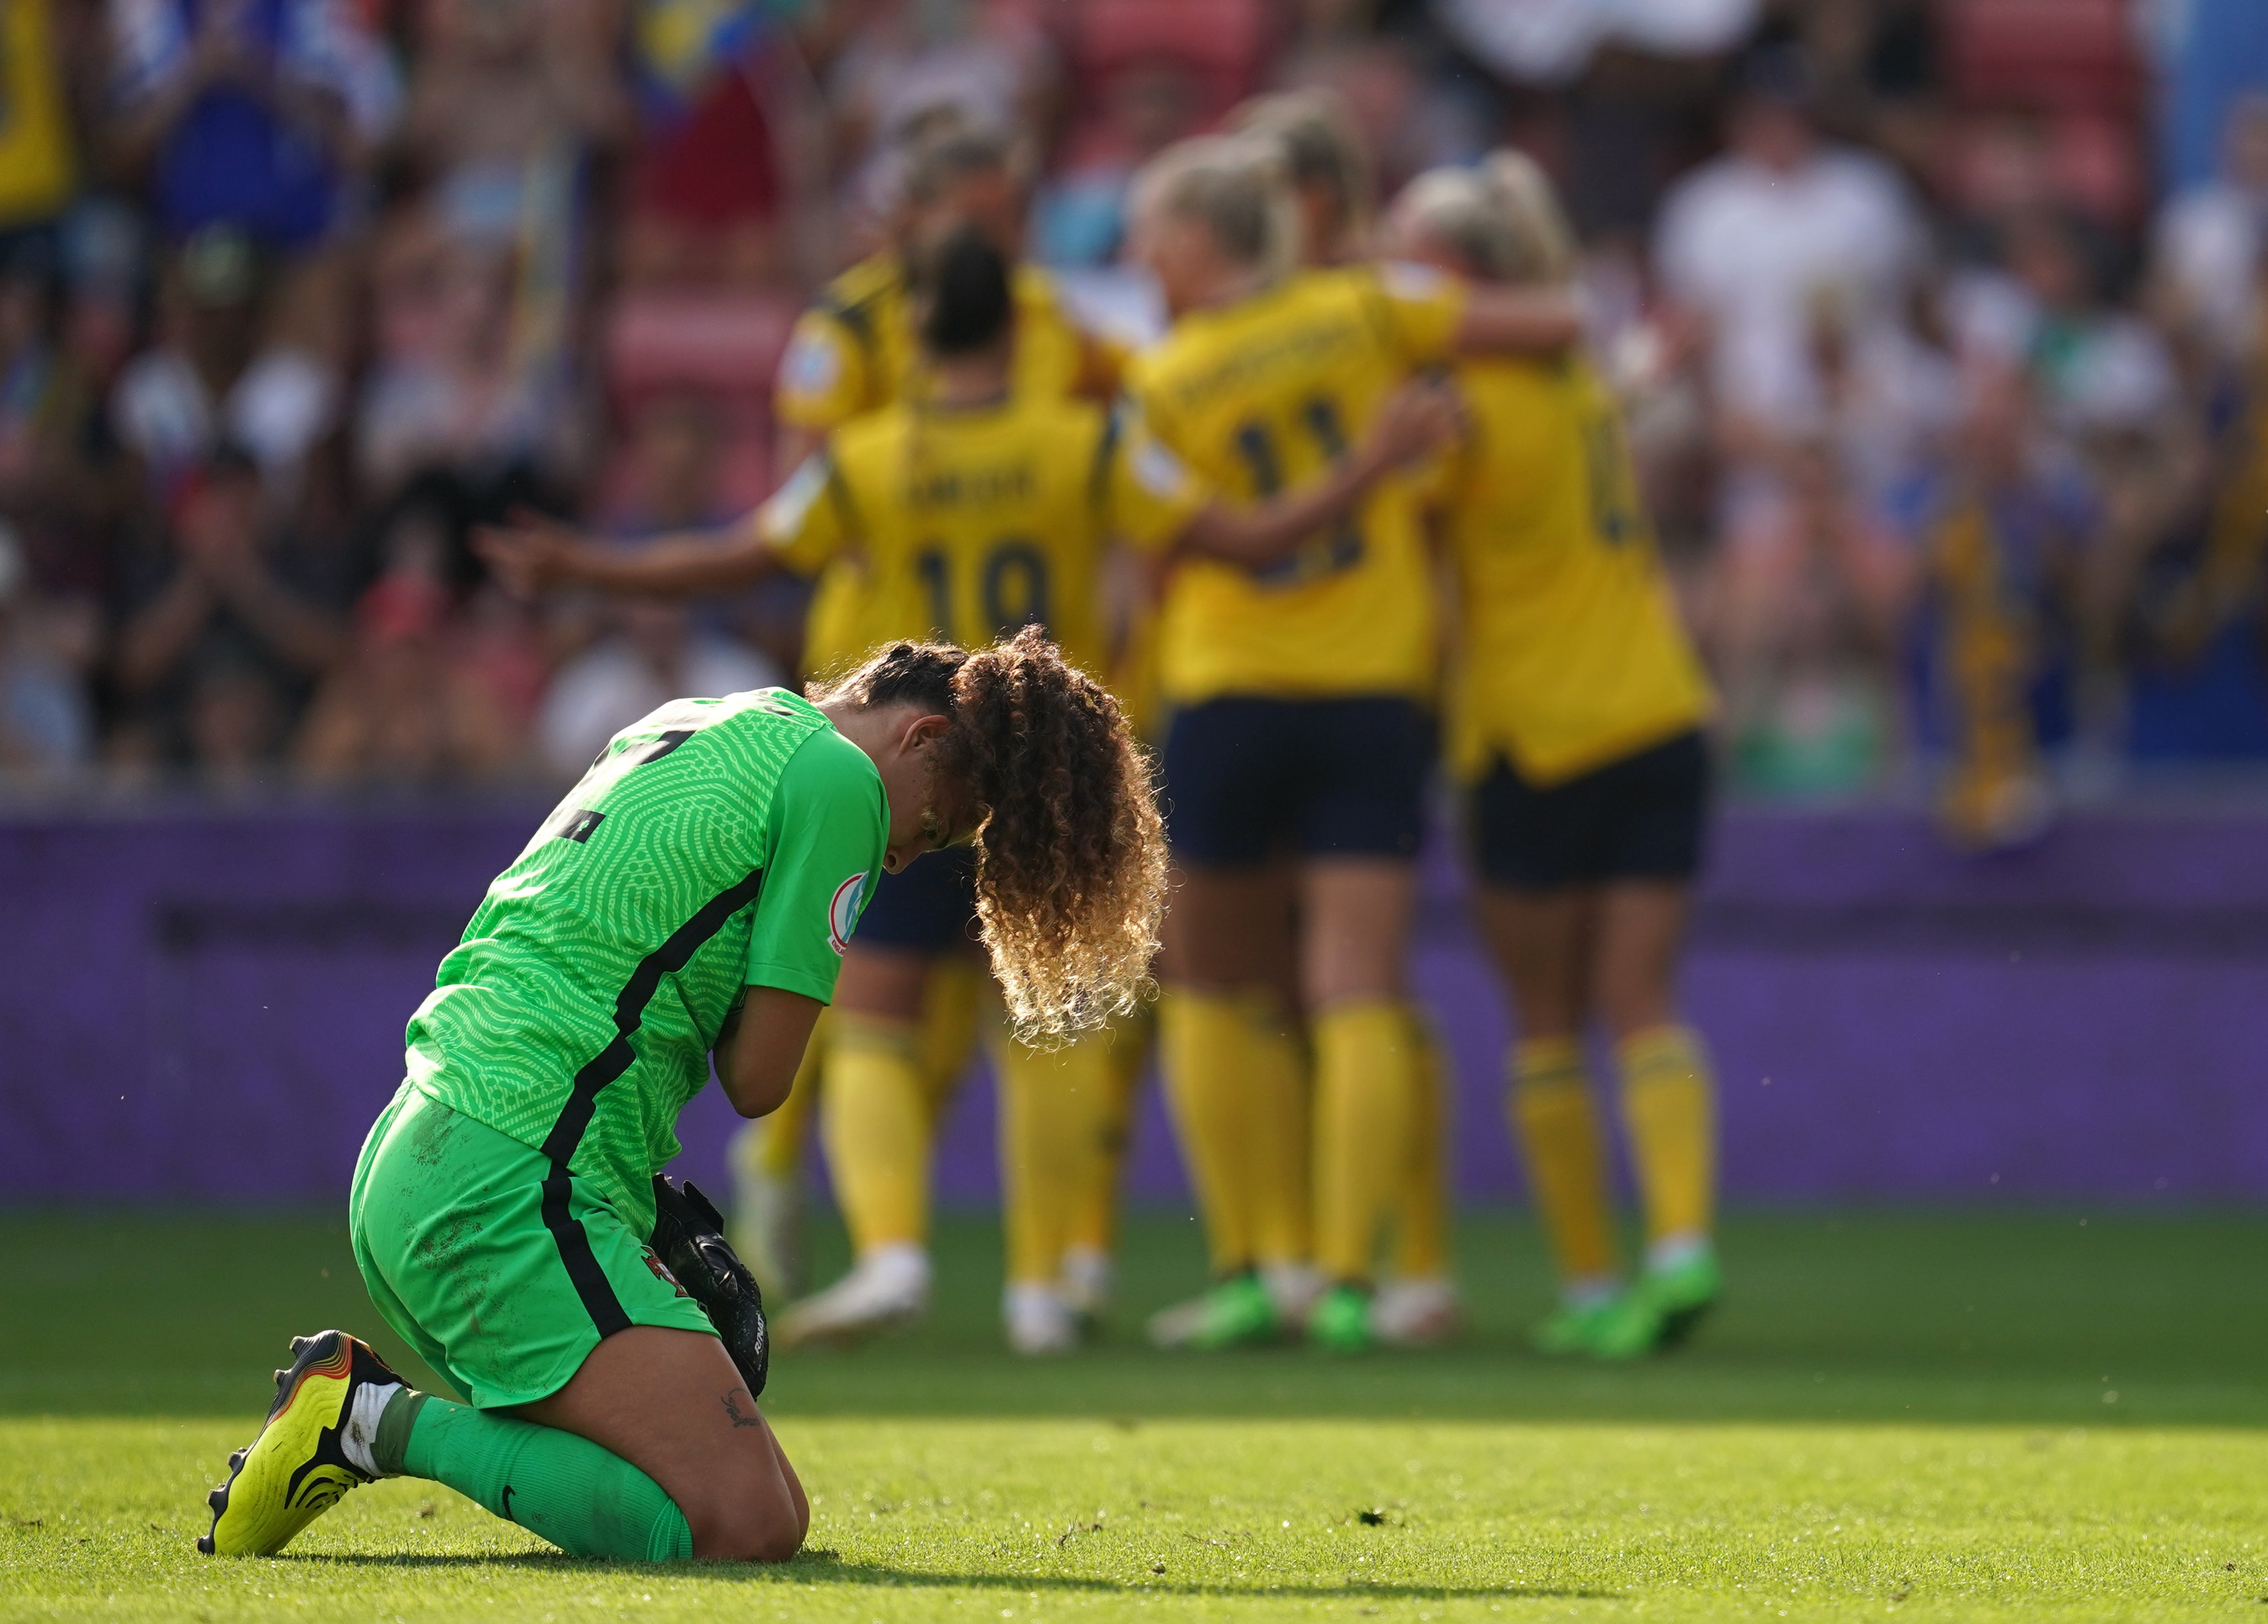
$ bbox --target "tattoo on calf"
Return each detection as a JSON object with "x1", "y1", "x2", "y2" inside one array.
[{"x1": 720, "y1": 1388, "x2": 764, "y2": 1429}]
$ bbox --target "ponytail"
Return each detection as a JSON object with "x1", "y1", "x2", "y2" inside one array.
[{"x1": 816, "y1": 629, "x2": 1167, "y2": 1040}]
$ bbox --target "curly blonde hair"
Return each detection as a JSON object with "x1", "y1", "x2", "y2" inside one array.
[{"x1": 815, "y1": 629, "x2": 1167, "y2": 1041}]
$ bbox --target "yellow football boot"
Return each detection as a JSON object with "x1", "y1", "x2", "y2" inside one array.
[{"x1": 198, "y1": 1330, "x2": 400, "y2": 1556}]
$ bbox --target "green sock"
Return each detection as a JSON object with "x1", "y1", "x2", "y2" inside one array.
[{"x1": 384, "y1": 1390, "x2": 694, "y2": 1562}]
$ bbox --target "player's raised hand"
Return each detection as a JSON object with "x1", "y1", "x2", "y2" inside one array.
[
  {"x1": 474, "y1": 509, "x2": 586, "y2": 599},
  {"x1": 1366, "y1": 376, "x2": 1466, "y2": 472}
]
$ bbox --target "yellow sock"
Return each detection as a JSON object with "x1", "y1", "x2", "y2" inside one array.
[
  {"x1": 1618, "y1": 1024, "x2": 1717, "y2": 1252},
  {"x1": 1509, "y1": 1037, "x2": 1619, "y2": 1286},
  {"x1": 1242, "y1": 992, "x2": 1313, "y2": 1269},
  {"x1": 1159, "y1": 988, "x2": 1259, "y2": 1275},
  {"x1": 916, "y1": 954, "x2": 989, "y2": 1115},
  {"x1": 1311, "y1": 1000, "x2": 1417, "y2": 1284},
  {"x1": 820, "y1": 1017, "x2": 930, "y2": 1255},
  {"x1": 996, "y1": 1031, "x2": 1114, "y2": 1286},
  {"x1": 1067, "y1": 1008, "x2": 1150, "y2": 1257},
  {"x1": 1392, "y1": 1007, "x2": 1452, "y2": 1280}
]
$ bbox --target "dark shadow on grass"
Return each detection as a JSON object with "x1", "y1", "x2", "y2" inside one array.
[{"x1": 286, "y1": 1550, "x2": 1618, "y2": 1600}]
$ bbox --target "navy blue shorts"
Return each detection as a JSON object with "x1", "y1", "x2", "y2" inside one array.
[
  {"x1": 852, "y1": 845, "x2": 979, "y2": 952},
  {"x1": 1161, "y1": 696, "x2": 1433, "y2": 867},
  {"x1": 1470, "y1": 729, "x2": 1709, "y2": 891}
]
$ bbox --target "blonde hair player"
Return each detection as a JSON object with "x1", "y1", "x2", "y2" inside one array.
[
  {"x1": 1120, "y1": 134, "x2": 1577, "y2": 1353},
  {"x1": 1389, "y1": 153, "x2": 1722, "y2": 1359},
  {"x1": 479, "y1": 230, "x2": 1455, "y2": 1351},
  {"x1": 1136, "y1": 88, "x2": 1462, "y2": 1347}
]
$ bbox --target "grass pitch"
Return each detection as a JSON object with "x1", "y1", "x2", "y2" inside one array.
[{"x1": 3, "y1": 1206, "x2": 2264, "y2": 1621}]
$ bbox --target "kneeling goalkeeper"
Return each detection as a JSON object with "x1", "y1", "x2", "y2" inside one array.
[{"x1": 198, "y1": 631, "x2": 1168, "y2": 1562}]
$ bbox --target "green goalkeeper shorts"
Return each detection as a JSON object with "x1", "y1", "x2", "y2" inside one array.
[{"x1": 348, "y1": 1081, "x2": 716, "y2": 1409}]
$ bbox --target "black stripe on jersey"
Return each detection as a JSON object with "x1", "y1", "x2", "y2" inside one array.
[
  {"x1": 629, "y1": 728, "x2": 696, "y2": 767},
  {"x1": 537, "y1": 866, "x2": 768, "y2": 1335},
  {"x1": 548, "y1": 807, "x2": 605, "y2": 844}
]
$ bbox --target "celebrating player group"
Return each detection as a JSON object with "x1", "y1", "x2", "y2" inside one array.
[{"x1": 197, "y1": 91, "x2": 1723, "y2": 1567}]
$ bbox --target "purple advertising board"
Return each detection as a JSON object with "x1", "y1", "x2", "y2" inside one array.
[{"x1": 3, "y1": 801, "x2": 2265, "y2": 1206}]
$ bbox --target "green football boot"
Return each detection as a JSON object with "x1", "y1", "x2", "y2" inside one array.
[
  {"x1": 199, "y1": 1330, "x2": 402, "y2": 1556},
  {"x1": 1528, "y1": 1293, "x2": 1622, "y2": 1357},
  {"x1": 1589, "y1": 1249, "x2": 1722, "y2": 1361},
  {"x1": 1145, "y1": 1272, "x2": 1281, "y2": 1350},
  {"x1": 1306, "y1": 1284, "x2": 1376, "y2": 1354}
]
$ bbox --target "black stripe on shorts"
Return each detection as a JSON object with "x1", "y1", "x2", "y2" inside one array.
[{"x1": 538, "y1": 867, "x2": 768, "y2": 1336}]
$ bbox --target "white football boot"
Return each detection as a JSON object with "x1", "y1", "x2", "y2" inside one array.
[
  {"x1": 1003, "y1": 1282, "x2": 1081, "y2": 1355},
  {"x1": 775, "y1": 1243, "x2": 931, "y2": 1349},
  {"x1": 1371, "y1": 1276, "x2": 1462, "y2": 1346},
  {"x1": 1059, "y1": 1245, "x2": 1114, "y2": 1322}
]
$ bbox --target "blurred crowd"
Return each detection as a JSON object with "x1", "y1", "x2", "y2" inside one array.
[{"x1": 3, "y1": 0, "x2": 2268, "y2": 837}]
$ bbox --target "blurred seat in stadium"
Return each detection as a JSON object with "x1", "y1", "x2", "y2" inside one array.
[
  {"x1": 1050, "y1": 0, "x2": 1278, "y2": 149},
  {"x1": 600, "y1": 285, "x2": 796, "y2": 519}
]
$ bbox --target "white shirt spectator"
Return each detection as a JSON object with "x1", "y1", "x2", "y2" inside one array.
[
  {"x1": 112, "y1": 345, "x2": 338, "y2": 491},
  {"x1": 2152, "y1": 92, "x2": 2268, "y2": 354},
  {"x1": 1656, "y1": 143, "x2": 1925, "y2": 432},
  {"x1": 2154, "y1": 179, "x2": 2265, "y2": 352},
  {"x1": 1435, "y1": 0, "x2": 1759, "y2": 86}
]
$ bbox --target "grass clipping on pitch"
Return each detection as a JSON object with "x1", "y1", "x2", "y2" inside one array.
[{"x1": 3, "y1": 1209, "x2": 2265, "y2": 1621}]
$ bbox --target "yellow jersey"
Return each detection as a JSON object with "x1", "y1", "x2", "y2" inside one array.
[
  {"x1": 0, "y1": 0, "x2": 72, "y2": 230},
  {"x1": 774, "y1": 253, "x2": 1129, "y2": 679},
  {"x1": 1121, "y1": 264, "x2": 1467, "y2": 704},
  {"x1": 756, "y1": 393, "x2": 1208, "y2": 680},
  {"x1": 1441, "y1": 354, "x2": 1712, "y2": 787},
  {"x1": 775, "y1": 253, "x2": 1127, "y2": 432}
]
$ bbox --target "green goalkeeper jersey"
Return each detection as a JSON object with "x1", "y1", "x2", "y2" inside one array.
[{"x1": 403, "y1": 688, "x2": 887, "y2": 1231}]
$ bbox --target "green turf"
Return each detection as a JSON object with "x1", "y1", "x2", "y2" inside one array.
[{"x1": 4, "y1": 1207, "x2": 2266, "y2": 1621}]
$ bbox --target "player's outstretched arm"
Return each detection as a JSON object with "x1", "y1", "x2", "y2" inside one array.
[
  {"x1": 1452, "y1": 282, "x2": 1583, "y2": 355},
  {"x1": 1173, "y1": 377, "x2": 1463, "y2": 570},
  {"x1": 713, "y1": 987, "x2": 825, "y2": 1119},
  {"x1": 475, "y1": 508, "x2": 783, "y2": 600}
]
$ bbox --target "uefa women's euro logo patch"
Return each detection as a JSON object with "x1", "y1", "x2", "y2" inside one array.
[{"x1": 828, "y1": 872, "x2": 867, "y2": 956}]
